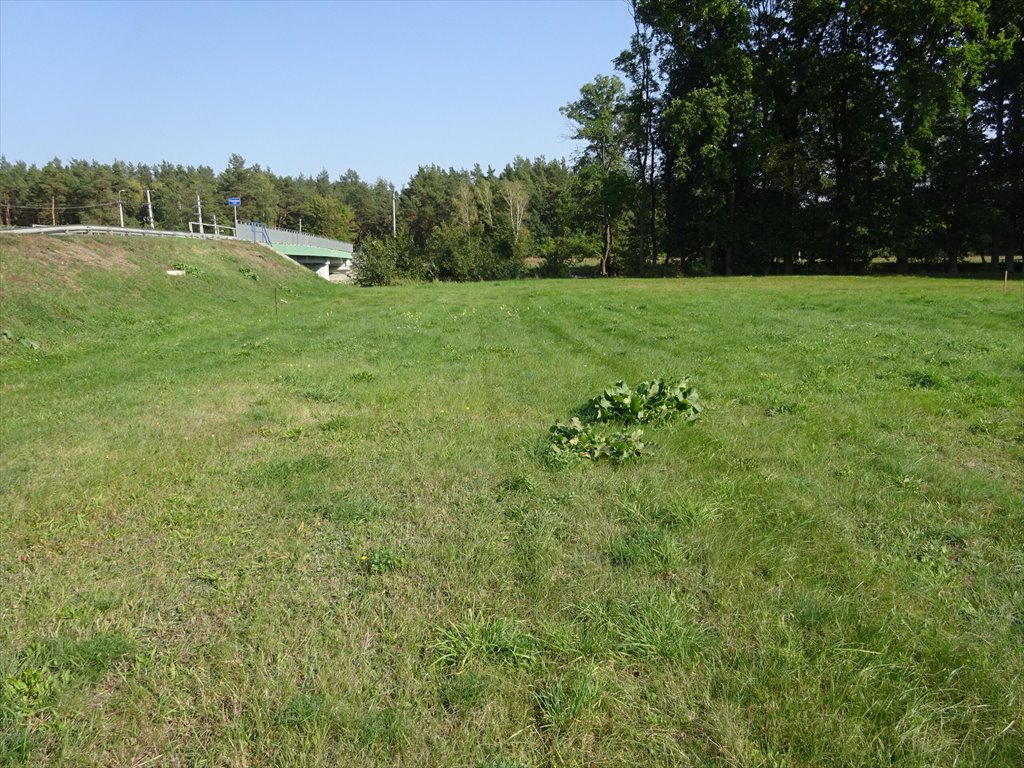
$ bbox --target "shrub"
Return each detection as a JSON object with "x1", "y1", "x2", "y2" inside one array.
[
  {"x1": 428, "y1": 223, "x2": 485, "y2": 281},
  {"x1": 354, "y1": 233, "x2": 425, "y2": 286},
  {"x1": 546, "y1": 418, "x2": 649, "y2": 464},
  {"x1": 545, "y1": 378, "x2": 704, "y2": 465},
  {"x1": 352, "y1": 238, "x2": 399, "y2": 286},
  {"x1": 585, "y1": 379, "x2": 703, "y2": 424},
  {"x1": 538, "y1": 232, "x2": 594, "y2": 277}
]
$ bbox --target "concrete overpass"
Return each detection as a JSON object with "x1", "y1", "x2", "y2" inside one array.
[{"x1": 237, "y1": 221, "x2": 354, "y2": 282}]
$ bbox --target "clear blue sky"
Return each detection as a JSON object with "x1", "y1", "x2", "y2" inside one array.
[{"x1": 0, "y1": 0, "x2": 634, "y2": 186}]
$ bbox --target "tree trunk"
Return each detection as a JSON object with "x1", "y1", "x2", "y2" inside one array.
[
  {"x1": 601, "y1": 218, "x2": 612, "y2": 276},
  {"x1": 636, "y1": 158, "x2": 647, "y2": 276},
  {"x1": 784, "y1": 182, "x2": 795, "y2": 275},
  {"x1": 833, "y1": 8, "x2": 851, "y2": 273},
  {"x1": 725, "y1": 182, "x2": 736, "y2": 276},
  {"x1": 649, "y1": 170, "x2": 657, "y2": 270},
  {"x1": 994, "y1": 81, "x2": 1007, "y2": 270},
  {"x1": 647, "y1": 113, "x2": 657, "y2": 271}
]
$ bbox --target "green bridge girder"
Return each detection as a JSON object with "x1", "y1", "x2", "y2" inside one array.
[{"x1": 273, "y1": 243, "x2": 352, "y2": 261}]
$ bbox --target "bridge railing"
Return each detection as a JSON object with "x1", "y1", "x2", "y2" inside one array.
[
  {"x1": 188, "y1": 221, "x2": 236, "y2": 238},
  {"x1": 238, "y1": 221, "x2": 352, "y2": 252},
  {"x1": 3, "y1": 224, "x2": 235, "y2": 242}
]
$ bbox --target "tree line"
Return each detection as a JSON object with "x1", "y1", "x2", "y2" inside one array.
[
  {"x1": 605, "y1": 0, "x2": 1022, "y2": 275},
  {"x1": 0, "y1": 154, "x2": 395, "y2": 245},
  {"x1": 0, "y1": 152, "x2": 584, "y2": 282},
  {"x1": 2, "y1": 1, "x2": 1019, "y2": 280}
]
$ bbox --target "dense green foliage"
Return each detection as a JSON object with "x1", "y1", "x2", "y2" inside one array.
[
  {"x1": 0, "y1": 154, "x2": 573, "y2": 282},
  {"x1": 548, "y1": 378, "x2": 703, "y2": 463},
  {"x1": 617, "y1": 0, "x2": 1023, "y2": 274},
  {"x1": 2, "y1": 235, "x2": 1021, "y2": 765},
  {"x1": 2, "y1": 3, "x2": 1019, "y2": 278},
  {"x1": 585, "y1": 378, "x2": 704, "y2": 424},
  {"x1": 547, "y1": 418, "x2": 651, "y2": 464},
  {"x1": 0, "y1": 154, "x2": 387, "y2": 244}
]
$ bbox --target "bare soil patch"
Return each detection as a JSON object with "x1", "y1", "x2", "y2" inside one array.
[{"x1": 0, "y1": 234, "x2": 140, "y2": 273}]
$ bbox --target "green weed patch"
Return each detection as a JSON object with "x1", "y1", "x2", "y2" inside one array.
[
  {"x1": 585, "y1": 378, "x2": 703, "y2": 424},
  {"x1": 547, "y1": 378, "x2": 703, "y2": 463},
  {"x1": 546, "y1": 417, "x2": 650, "y2": 464}
]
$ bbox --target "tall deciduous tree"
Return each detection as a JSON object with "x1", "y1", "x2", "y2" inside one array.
[
  {"x1": 499, "y1": 178, "x2": 528, "y2": 244},
  {"x1": 637, "y1": 0, "x2": 753, "y2": 273},
  {"x1": 561, "y1": 75, "x2": 633, "y2": 275},
  {"x1": 616, "y1": 2, "x2": 661, "y2": 273},
  {"x1": 977, "y1": 2, "x2": 1023, "y2": 270}
]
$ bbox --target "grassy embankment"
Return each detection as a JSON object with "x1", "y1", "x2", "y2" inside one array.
[{"x1": 1, "y1": 234, "x2": 1022, "y2": 767}]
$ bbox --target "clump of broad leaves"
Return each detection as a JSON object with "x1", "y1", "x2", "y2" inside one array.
[
  {"x1": 547, "y1": 379, "x2": 703, "y2": 465},
  {"x1": 585, "y1": 379, "x2": 703, "y2": 425},
  {"x1": 547, "y1": 417, "x2": 650, "y2": 465}
]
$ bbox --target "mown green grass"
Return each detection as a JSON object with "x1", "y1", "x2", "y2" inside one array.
[{"x1": 1, "y1": 235, "x2": 1022, "y2": 766}]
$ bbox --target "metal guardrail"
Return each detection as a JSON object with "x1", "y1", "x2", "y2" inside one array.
[
  {"x1": 239, "y1": 221, "x2": 353, "y2": 252},
  {"x1": 189, "y1": 221, "x2": 236, "y2": 238},
  {"x1": 1, "y1": 224, "x2": 238, "y2": 241},
  {"x1": 237, "y1": 221, "x2": 274, "y2": 246},
  {"x1": 4, "y1": 223, "x2": 355, "y2": 256}
]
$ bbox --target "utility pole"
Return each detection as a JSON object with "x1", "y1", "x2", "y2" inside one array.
[
  {"x1": 196, "y1": 193, "x2": 204, "y2": 235},
  {"x1": 392, "y1": 187, "x2": 397, "y2": 238},
  {"x1": 145, "y1": 188, "x2": 155, "y2": 229},
  {"x1": 213, "y1": 214, "x2": 219, "y2": 237},
  {"x1": 298, "y1": 217, "x2": 302, "y2": 234},
  {"x1": 51, "y1": 195, "x2": 56, "y2": 226},
  {"x1": 117, "y1": 189, "x2": 125, "y2": 228}
]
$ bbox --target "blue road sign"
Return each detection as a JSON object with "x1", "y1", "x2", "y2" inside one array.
[{"x1": 227, "y1": 197, "x2": 241, "y2": 206}]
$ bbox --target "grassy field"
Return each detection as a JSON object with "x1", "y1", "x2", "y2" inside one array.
[{"x1": 1, "y1": 235, "x2": 1022, "y2": 767}]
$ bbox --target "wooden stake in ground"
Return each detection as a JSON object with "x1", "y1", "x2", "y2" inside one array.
[
  {"x1": 1005, "y1": 270, "x2": 1009, "y2": 294},
  {"x1": 274, "y1": 286, "x2": 279, "y2": 314}
]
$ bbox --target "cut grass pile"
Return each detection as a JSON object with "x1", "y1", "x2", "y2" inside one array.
[{"x1": 1, "y1": 235, "x2": 1022, "y2": 766}]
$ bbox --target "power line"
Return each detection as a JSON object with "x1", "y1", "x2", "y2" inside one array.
[{"x1": 3, "y1": 200, "x2": 120, "y2": 211}]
